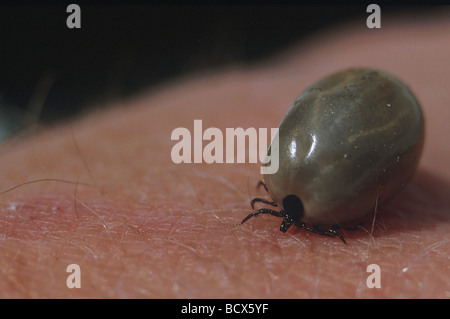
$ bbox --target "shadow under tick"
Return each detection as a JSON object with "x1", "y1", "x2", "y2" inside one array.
[{"x1": 363, "y1": 169, "x2": 450, "y2": 238}]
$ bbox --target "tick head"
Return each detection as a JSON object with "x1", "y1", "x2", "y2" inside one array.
[{"x1": 280, "y1": 194, "x2": 304, "y2": 233}]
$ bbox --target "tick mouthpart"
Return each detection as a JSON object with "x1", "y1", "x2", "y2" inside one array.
[{"x1": 280, "y1": 217, "x2": 294, "y2": 233}]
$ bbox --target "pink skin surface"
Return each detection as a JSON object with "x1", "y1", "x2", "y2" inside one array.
[{"x1": 0, "y1": 11, "x2": 449, "y2": 298}]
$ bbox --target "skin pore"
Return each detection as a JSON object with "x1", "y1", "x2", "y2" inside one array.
[{"x1": 0, "y1": 13, "x2": 449, "y2": 298}]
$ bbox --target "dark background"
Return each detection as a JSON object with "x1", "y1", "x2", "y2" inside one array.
[{"x1": 0, "y1": 3, "x2": 434, "y2": 140}]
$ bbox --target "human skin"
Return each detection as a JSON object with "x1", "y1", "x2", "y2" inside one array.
[{"x1": 0, "y1": 11, "x2": 449, "y2": 298}]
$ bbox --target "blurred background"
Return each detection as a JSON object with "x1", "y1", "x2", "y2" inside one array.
[{"x1": 0, "y1": 3, "x2": 437, "y2": 142}]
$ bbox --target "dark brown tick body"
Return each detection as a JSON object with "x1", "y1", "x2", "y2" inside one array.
[{"x1": 241, "y1": 68, "x2": 425, "y2": 243}]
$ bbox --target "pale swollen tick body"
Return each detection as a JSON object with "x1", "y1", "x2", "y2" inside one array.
[{"x1": 241, "y1": 67, "x2": 425, "y2": 243}]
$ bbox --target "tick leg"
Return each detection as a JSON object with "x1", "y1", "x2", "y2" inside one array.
[
  {"x1": 240, "y1": 208, "x2": 285, "y2": 225},
  {"x1": 332, "y1": 221, "x2": 364, "y2": 231},
  {"x1": 256, "y1": 180, "x2": 270, "y2": 194},
  {"x1": 296, "y1": 222, "x2": 347, "y2": 244},
  {"x1": 251, "y1": 197, "x2": 278, "y2": 209}
]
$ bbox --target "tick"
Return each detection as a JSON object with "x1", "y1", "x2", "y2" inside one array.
[{"x1": 241, "y1": 68, "x2": 424, "y2": 243}]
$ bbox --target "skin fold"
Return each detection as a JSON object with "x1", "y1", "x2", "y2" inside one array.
[{"x1": 0, "y1": 12, "x2": 449, "y2": 298}]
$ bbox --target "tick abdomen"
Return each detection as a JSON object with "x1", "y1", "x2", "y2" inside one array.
[{"x1": 264, "y1": 68, "x2": 424, "y2": 225}]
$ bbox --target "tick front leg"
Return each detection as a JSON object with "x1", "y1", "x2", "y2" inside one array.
[
  {"x1": 240, "y1": 208, "x2": 285, "y2": 225},
  {"x1": 256, "y1": 180, "x2": 270, "y2": 194},
  {"x1": 250, "y1": 197, "x2": 278, "y2": 209}
]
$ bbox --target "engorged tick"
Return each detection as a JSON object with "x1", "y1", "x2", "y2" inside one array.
[{"x1": 240, "y1": 67, "x2": 425, "y2": 244}]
